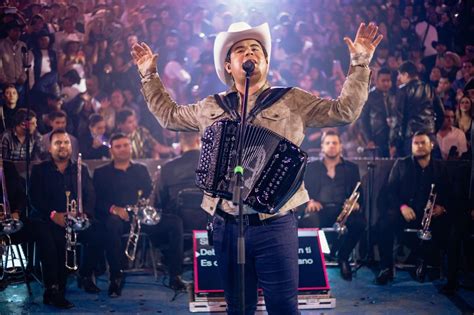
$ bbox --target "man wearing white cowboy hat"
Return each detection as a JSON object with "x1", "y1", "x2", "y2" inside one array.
[{"x1": 132, "y1": 21, "x2": 382, "y2": 314}]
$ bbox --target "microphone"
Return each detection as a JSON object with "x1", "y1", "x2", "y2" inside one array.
[{"x1": 242, "y1": 60, "x2": 255, "y2": 75}]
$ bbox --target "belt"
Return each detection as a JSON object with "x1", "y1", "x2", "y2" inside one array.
[{"x1": 215, "y1": 208, "x2": 293, "y2": 226}]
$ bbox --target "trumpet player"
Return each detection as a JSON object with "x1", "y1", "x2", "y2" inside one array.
[
  {"x1": 30, "y1": 129, "x2": 101, "y2": 309},
  {"x1": 300, "y1": 131, "x2": 366, "y2": 281},
  {"x1": 93, "y1": 133, "x2": 185, "y2": 297},
  {"x1": 376, "y1": 131, "x2": 450, "y2": 285}
]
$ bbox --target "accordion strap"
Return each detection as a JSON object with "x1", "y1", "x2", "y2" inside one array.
[{"x1": 213, "y1": 87, "x2": 292, "y2": 123}]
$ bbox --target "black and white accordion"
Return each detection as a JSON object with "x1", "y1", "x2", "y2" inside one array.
[{"x1": 196, "y1": 120, "x2": 308, "y2": 214}]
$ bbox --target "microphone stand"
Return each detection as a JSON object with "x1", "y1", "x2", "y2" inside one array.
[
  {"x1": 355, "y1": 148, "x2": 376, "y2": 272},
  {"x1": 22, "y1": 48, "x2": 40, "y2": 287},
  {"x1": 232, "y1": 61, "x2": 253, "y2": 315},
  {"x1": 21, "y1": 48, "x2": 31, "y2": 220}
]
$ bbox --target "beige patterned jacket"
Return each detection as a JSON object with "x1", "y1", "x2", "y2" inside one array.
[{"x1": 141, "y1": 67, "x2": 371, "y2": 219}]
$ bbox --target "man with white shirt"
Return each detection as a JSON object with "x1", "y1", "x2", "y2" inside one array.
[
  {"x1": 436, "y1": 109, "x2": 467, "y2": 160},
  {"x1": 415, "y1": 19, "x2": 438, "y2": 57},
  {"x1": 29, "y1": 30, "x2": 58, "y2": 90}
]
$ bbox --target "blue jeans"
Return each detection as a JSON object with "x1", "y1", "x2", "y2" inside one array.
[{"x1": 212, "y1": 212, "x2": 299, "y2": 315}]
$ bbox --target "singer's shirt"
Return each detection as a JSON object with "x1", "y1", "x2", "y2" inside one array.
[
  {"x1": 0, "y1": 37, "x2": 27, "y2": 84},
  {"x1": 30, "y1": 160, "x2": 95, "y2": 221}
]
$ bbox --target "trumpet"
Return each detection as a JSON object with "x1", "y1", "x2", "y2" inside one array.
[
  {"x1": 332, "y1": 181, "x2": 361, "y2": 235},
  {"x1": 418, "y1": 184, "x2": 436, "y2": 241},
  {"x1": 125, "y1": 172, "x2": 161, "y2": 261},
  {"x1": 65, "y1": 153, "x2": 91, "y2": 270}
]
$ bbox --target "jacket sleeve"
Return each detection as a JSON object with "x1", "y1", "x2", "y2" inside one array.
[
  {"x1": 296, "y1": 66, "x2": 371, "y2": 128},
  {"x1": 140, "y1": 74, "x2": 201, "y2": 132}
]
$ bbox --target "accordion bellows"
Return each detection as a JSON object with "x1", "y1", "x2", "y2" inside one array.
[{"x1": 196, "y1": 120, "x2": 308, "y2": 214}]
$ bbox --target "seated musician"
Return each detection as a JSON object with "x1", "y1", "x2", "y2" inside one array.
[
  {"x1": 30, "y1": 129, "x2": 102, "y2": 309},
  {"x1": 299, "y1": 130, "x2": 365, "y2": 281},
  {"x1": 376, "y1": 131, "x2": 450, "y2": 285},
  {"x1": 156, "y1": 132, "x2": 206, "y2": 231},
  {"x1": 93, "y1": 133, "x2": 186, "y2": 297}
]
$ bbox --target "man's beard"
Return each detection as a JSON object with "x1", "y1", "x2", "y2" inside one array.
[
  {"x1": 324, "y1": 152, "x2": 340, "y2": 160},
  {"x1": 54, "y1": 152, "x2": 71, "y2": 161},
  {"x1": 414, "y1": 152, "x2": 430, "y2": 160},
  {"x1": 114, "y1": 155, "x2": 131, "y2": 163}
]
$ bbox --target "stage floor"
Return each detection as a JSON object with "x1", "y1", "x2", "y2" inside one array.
[{"x1": 1, "y1": 266, "x2": 473, "y2": 314}]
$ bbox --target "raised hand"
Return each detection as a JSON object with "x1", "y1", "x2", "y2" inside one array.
[
  {"x1": 131, "y1": 42, "x2": 158, "y2": 77},
  {"x1": 344, "y1": 22, "x2": 383, "y2": 65}
]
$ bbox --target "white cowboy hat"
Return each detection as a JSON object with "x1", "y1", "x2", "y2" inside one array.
[{"x1": 214, "y1": 22, "x2": 271, "y2": 86}]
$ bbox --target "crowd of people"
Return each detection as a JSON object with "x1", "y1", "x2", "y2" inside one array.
[
  {"x1": 0, "y1": 0, "x2": 473, "y2": 311},
  {"x1": 0, "y1": 0, "x2": 473, "y2": 161}
]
